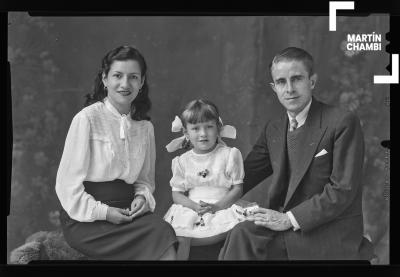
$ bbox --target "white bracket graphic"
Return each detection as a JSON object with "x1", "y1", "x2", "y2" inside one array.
[
  {"x1": 329, "y1": 1, "x2": 355, "y2": 31},
  {"x1": 374, "y1": 54, "x2": 399, "y2": 84}
]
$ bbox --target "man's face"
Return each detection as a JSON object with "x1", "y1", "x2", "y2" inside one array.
[{"x1": 270, "y1": 60, "x2": 317, "y2": 117}]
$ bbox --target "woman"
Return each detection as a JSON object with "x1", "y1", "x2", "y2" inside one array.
[{"x1": 56, "y1": 45, "x2": 177, "y2": 260}]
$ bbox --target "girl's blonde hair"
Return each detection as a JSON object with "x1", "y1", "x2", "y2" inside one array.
[
  {"x1": 180, "y1": 99, "x2": 222, "y2": 130},
  {"x1": 180, "y1": 99, "x2": 222, "y2": 150}
]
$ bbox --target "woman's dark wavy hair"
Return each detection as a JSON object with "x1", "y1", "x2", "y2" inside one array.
[{"x1": 85, "y1": 45, "x2": 151, "y2": 121}]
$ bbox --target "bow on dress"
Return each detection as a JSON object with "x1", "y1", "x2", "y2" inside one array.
[{"x1": 165, "y1": 116, "x2": 237, "y2": 152}]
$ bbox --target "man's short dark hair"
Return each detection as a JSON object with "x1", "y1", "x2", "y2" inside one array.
[{"x1": 269, "y1": 47, "x2": 314, "y2": 79}]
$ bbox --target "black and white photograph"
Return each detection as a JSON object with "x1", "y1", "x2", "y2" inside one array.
[{"x1": 6, "y1": 9, "x2": 391, "y2": 265}]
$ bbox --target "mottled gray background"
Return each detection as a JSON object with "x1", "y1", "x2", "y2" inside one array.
[{"x1": 8, "y1": 13, "x2": 390, "y2": 263}]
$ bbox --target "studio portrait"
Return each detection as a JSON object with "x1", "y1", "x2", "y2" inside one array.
[{"x1": 7, "y1": 13, "x2": 390, "y2": 264}]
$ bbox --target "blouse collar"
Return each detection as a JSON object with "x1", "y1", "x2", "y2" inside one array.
[{"x1": 104, "y1": 97, "x2": 131, "y2": 118}]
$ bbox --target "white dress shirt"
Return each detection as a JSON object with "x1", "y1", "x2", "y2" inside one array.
[
  {"x1": 285, "y1": 99, "x2": 312, "y2": 231},
  {"x1": 55, "y1": 97, "x2": 156, "y2": 222}
]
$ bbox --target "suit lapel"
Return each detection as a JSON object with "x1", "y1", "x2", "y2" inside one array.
[
  {"x1": 268, "y1": 114, "x2": 288, "y2": 203},
  {"x1": 283, "y1": 99, "x2": 327, "y2": 208}
]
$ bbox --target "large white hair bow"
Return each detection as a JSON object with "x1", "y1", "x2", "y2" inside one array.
[{"x1": 165, "y1": 116, "x2": 237, "y2": 152}]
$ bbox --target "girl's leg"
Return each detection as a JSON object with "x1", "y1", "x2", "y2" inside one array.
[
  {"x1": 159, "y1": 244, "x2": 177, "y2": 260},
  {"x1": 176, "y1": 236, "x2": 192, "y2": 260}
]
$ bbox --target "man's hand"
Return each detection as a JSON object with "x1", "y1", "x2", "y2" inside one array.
[{"x1": 247, "y1": 207, "x2": 292, "y2": 231}]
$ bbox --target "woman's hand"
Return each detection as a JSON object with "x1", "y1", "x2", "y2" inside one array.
[
  {"x1": 105, "y1": 207, "x2": 134, "y2": 224},
  {"x1": 130, "y1": 195, "x2": 149, "y2": 219}
]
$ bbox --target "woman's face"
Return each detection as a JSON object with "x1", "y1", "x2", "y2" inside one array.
[{"x1": 102, "y1": 59, "x2": 144, "y2": 114}]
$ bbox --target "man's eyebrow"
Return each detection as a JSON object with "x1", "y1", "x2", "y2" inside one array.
[{"x1": 291, "y1": 73, "x2": 305, "y2": 78}]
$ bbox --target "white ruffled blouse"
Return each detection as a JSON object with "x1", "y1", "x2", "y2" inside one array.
[{"x1": 55, "y1": 97, "x2": 156, "y2": 222}]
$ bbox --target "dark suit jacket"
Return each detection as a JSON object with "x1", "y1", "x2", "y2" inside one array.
[{"x1": 243, "y1": 98, "x2": 374, "y2": 260}]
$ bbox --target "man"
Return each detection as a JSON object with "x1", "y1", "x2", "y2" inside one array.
[{"x1": 218, "y1": 47, "x2": 373, "y2": 260}]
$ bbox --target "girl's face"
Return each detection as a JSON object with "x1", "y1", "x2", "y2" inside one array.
[
  {"x1": 102, "y1": 59, "x2": 144, "y2": 114},
  {"x1": 185, "y1": 120, "x2": 219, "y2": 154}
]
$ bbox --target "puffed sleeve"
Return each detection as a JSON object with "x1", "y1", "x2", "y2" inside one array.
[
  {"x1": 225, "y1": 147, "x2": 245, "y2": 186},
  {"x1": 170, "y1": 156, "x2": 187, "y2": 192},
  {"x1": 134, "y1": 121, "x2": 156, "y2": 212},
  {"x1": 55, "y1": 112, "x2": 109, "y2": 222}
]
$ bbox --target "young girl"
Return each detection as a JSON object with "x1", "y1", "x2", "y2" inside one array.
[{"x1": 164, "y1": 99, "x2": 249, "y2": 260}]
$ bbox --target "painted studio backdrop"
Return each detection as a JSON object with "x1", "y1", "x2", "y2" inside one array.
[{"x1": 7, "y1": 13, "x2": 390, "y2": 263}]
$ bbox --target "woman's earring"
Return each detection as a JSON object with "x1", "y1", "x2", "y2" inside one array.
[{"x1": 131, "y1": 103, "x2": 136, "y2": 114}]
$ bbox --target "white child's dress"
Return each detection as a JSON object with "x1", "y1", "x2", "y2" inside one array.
[{"x1": 164, "y1": 143, "x2": 247, "y2": 238}]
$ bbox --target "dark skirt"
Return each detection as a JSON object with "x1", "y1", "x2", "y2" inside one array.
[{"x1": 60, "y1": 180, "x2": 178, "y2": 260}]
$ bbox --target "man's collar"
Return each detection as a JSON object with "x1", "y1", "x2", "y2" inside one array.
[{"x1": 287, "y1": 98, "x2": 312, "y2": 128}]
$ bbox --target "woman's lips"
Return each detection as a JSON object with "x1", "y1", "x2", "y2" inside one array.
[{"x1": 118, "y1": 91, "x2": 132, "y2": 96}]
